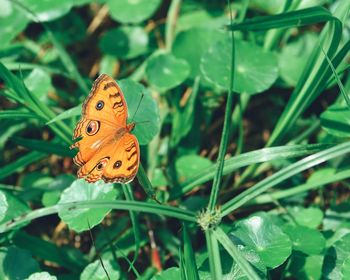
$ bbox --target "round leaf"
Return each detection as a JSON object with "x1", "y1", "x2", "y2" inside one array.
[
  {"x1": 1, "y1": 191, "x2": 30, "y2": 229},
  {"x1": 201, "y1": 38, "x2": 278, "y2": 94},
  {"x1": 172, "y1": 27, "x2": 225, "y2": 79},
  {"x1": 0, "y1": 3, "x2": 29, "y2": 48},
  {"x1": 107, "y1": 0, "x2": 161, "y2": 24},
  {"x1": 99, "y1": 26, "x2": 149, "y2": 59},
  {"x1": 119, "y1": 79, "x2": 160, "y2": 145},
  {"x1": 278, "y1": 33, "x2": 317, "y2": 87},
  {"x1": 175, "y1": 155, "x2": 213, "y2": 182},
  {"x1": 58, "y1": 179, "x2": 117, "y2": 232},
  {"x1": 289, "y1": 253, "x2": 323, "y2": 280},
  {"x1": 0, "y1": 246, "x2": 40, "y2": 280},
  {"x1": 282, "y1": 224, "x2": 326, "y2": 255},
  {"x1": 24, "y1": 68, "x2": 52, "y2": 103},
  {"x1": 146, "y1": 52, "x2": 190, "y2": 91},
  {"x1": 81, "y1": 258, "x2": 121, "y2": 280},
  {"x1": 26, "y1": 272, "x2": 57, "y2": 280},
  {"x1": 230, "y1": 212, "x2": 292, "y2": 268},
  {"x1": 289, "y1": 206, "x2": 324, "y2": 229},
  {"x1": 21, "y1": 0, "x2": 73, "y2": 22},
  {"x1": 320, "y1": 104, "x2": 350, "y2": 138}
]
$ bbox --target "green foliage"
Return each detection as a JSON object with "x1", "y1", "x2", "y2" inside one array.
[
  {"x1": 0, "y1": 0, "x2": 349, "y2": 279},
  {"x1": 58, "y1": 180, "x2": 117, "y2": 232}
]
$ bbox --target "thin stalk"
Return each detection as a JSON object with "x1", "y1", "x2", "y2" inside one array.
[
  {"x1": 207, "y1": 7, "x2": 236, "y2": 211},
  {"x1": 205, "y1": 231, "x2": 223, "y2": 279},
  {"x1": 165, "y1": 0, "x2": 181, "y2": 52}
]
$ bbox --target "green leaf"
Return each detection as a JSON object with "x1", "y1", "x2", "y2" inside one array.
[
  {"x1": 289, "y1": 206, "x2": 324, "y2": 229},
  {"x1": 171, "y1": 77, "x2": 200, "y2": 146},
  {"x1": 278, "y1": 33, "x2": 318, "y2": 87},
  {"x1": 0, "y1": 191, "x2": 8, "y2": 222},
  {"x1": 201, "y1": 38, "x2": 278, "y2": 94},
  {"x1": 107, "y1": 0, "x2": 161, "y2": 24},
  {"x1": 0, "y1": 246, "x2": 40, "y2": 280},
  {"x1": 320, "y1": 104, "x2": 350, "y2": 138},
  {"x1": 152, "y1": 267, "x2": 181, "y2": 279},
  {"x1": 230, "y1": 212, "x2": 292, "y2": 268},
  {"x1": 26, "y1": 271, "x2": 57, "y2": 280},
  {"x1": 99, "y1": 26, "x2": 149, "y2": 59},
  {"x1": 289, "y1": 253, "x2": 324, "y2": 280},
  {"x1": 26, "y1": 272, "x2": 57, "y2": 280},
  {"x1": 42, "y1": 174, "x2": 75, "y2": 207},
  {"x1": 80, "y1": 258, "x2": 121, "y2": 280},
  {"x1": 58, "y1": 179, "x2": 117, "y2": 232},
  {"x1": 146, "y1": 52, "x2": 190, "y2": 91},
  {"x1": 172, "y1": 27, "x2": 224, "y2": 79},
  {"x1": 248, "y1": 0, "x2": 286, "y2": 14},
  {"x1": 213, "y1": 227, "x2": 264, "y2": 280},
  {"x1": 0, "y1": 191, "x2": 30, "y2": 229},
  {"x1": 0, "y1": 2, "x2": 29, "y2": 48},
  {"x1": 19, "y1": 0, "x2": 73, "y2": 22},
  {"x1": 119, "y1": 79, "x2": 160, "y2": 145},
  {"x1": 282, "y1": 224, "x2": 326, "y2": 255},
  {"x1": 24, "y1": 68, "x2": 52, "y2": 102},
  {"x1": 175, "y1": 155, "x2": 213, "y2": 183},
  {"x1": 323, "y1": 233, "x2": 350, "y2": 279}
]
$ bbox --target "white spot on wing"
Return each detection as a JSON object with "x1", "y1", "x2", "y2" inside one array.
[{"x1": 91, "y1": 139, "x2": 102, "y2": 149}]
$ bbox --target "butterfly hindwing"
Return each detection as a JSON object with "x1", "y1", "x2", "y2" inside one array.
[{"x1": 76, "y1": 133, "x2": 139, "y2": 183}]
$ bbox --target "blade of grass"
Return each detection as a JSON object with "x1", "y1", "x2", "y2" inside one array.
[
  {"x1": 0, "y1": 110, "x2": 42, "y2": 120},
  {"x1": 236, "y1": 2, "x2": 349, "y2": 184},
  {"x1": 170, "y1": 143, "x2": 331, "y2": 199},
  {"x1": 207, "y1": 2, "x2": 236, "y2": 211},
  {"x1": 222, "y1": 141, "x2": 350, "y2": 216},
  {"x1": 213, "y1": 227, "x2": 260, "y2": 280},
  {"x1": 137, "y1": 164, "x2": 159, "y2": 201},
  {"x1": 11, "y1": 137, "x2": 75, "y2": 157},
  {"x1": 0, "y1": 151, "x2": 46, "y2": 180},
  {"x1": 227, "y1": 6, "x2": 335, "y2": 32},
  {"x1": 0, "y1": 62, "x2": 72, "y2": 143},
  {"x1": 182, "y1": 224, "x2": 200, "y2": 280},
  {"x1": 319, "y1": 43, "x2": 350, "y2": 108},
  {"x1": 165, "y1": 0, "x2": 181, "y2": 52},
  {"x1": 0, "y1": 200, "x2": 197, "y2": 233},
  {"x1": 253, "y1": 168, "x2": 350, "y2": 204},
  {"x1": 122, "y1": 184, "x2": 141, "y2": 269}
]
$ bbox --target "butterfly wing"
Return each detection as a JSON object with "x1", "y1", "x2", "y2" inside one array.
[
  {"x1": 77, "y1": 133, "x2": 140, "y2": 184},
  {"x1": 72, "y1": 74, "x2": 139, "y2": 183}
]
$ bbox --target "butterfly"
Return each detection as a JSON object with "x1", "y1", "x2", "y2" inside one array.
[{"x1": 71, "y1": 74, "x2": 140, "y2": 184}]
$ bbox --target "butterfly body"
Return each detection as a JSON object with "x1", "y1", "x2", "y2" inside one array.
[{"x1": 71, "y1": 74, "x2": 140, "y2": 184}]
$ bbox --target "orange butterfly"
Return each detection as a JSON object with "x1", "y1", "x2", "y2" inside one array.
[{"x1": 71, "y1": 74, "x2": 140, "y2": 184}]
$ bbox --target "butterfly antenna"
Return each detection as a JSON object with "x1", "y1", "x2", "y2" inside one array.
[
  {"x1": 87, "y1": 219, "x2": 111, "y2": 280},
  {"x1": 131, "y1": 93, "x2": 144, "y2": 123}
]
